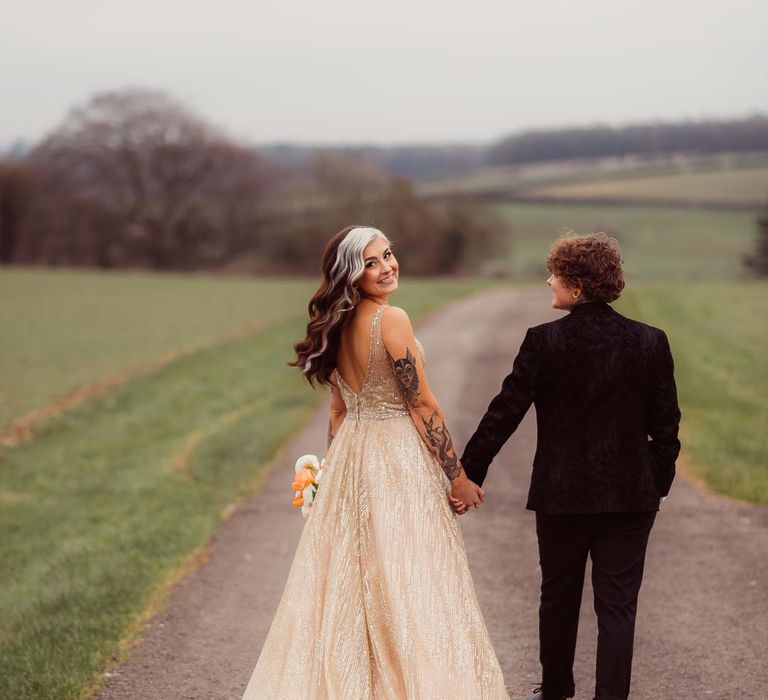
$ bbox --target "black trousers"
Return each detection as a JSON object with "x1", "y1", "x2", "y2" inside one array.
[{"x1": 535, "y1": 511, "x2": 656, "y2": 700}]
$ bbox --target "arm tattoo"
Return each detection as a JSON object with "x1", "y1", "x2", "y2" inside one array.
[
  {"x1": 389, "y1": 347, "x2": 460, "y2": 479},
  {"x1": 327, "y1": 419, "x2": 334, "y2": 449},
  {"x1": 422, "y1": 411, "x2": 461, "y2": 480},
  {"x1": 389, "y1": 348, "x2": 421, "y2": 405}
]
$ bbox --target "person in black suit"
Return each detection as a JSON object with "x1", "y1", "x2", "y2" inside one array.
[{"x1": 459, "y1": 232, "x2": 681, "y2": 700}]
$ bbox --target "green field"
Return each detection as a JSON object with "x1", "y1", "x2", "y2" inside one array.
[
  {"x1": 0, "y1": 269, "x2": 319, "y2": 428},
  {"x1": 497, "y1": 202, "x2": 755, "y2": 282},
  {"x1": 526, "y1": 167, "x2": 768, "y2": 208},
  {"x1": 617, "y1": 283, "x2": 768, "y2": 503},
  {"x1": 0, "y1": 271, "x2": 492, "y2": 700},
  {"x1": 421, "y1": 152, "x2": 768, "y2": 209}
]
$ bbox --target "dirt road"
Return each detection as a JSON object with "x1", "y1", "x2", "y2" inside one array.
[{"x1": 97, "y1": 287, "x2": 768, "y2": 700}]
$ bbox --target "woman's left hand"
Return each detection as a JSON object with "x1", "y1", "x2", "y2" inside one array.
[{"x1": 449, "y1": 495, "x2": 469, "y2": 515}]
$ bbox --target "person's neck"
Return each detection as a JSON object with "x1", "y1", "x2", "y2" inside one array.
[
  {"x1": 565, "y1": 298, "x2": 596, "y2": 311},
  {"x1": 362, "y1": 293, "x2": 389, "y2": 306}
]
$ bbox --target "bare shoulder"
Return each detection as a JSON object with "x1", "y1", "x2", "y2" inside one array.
[{"x1": 381, "y1": 305, "x2": 413, "y2": 334}]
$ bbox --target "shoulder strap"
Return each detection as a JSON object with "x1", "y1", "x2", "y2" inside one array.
[{"x1": 367, "y1": 304, "x2": 387, "y2": 366}]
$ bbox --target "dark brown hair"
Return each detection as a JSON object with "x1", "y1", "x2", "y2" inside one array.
[
  {"x1": 290, "y1": 225, "x2": 388, "y2": 386},
  {"x1": 546, "y1": 231, "x2": 625, "y2": 303}
]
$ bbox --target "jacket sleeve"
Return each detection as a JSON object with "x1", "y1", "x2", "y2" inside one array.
[
  {"x1": 460, "y1": 327, "x2": 541, "y2": 487},
  {"x1": 647, "y1": 330, "x2": 681, "y2": 497}
]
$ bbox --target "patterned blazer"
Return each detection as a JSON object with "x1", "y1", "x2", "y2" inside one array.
[{"x1": 460, "y1": 301, "x2": 681, "y2": 514}]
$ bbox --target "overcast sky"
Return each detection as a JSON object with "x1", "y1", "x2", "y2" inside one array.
[{"x1": 2, "y1": 0, "x2": 766, "y2": 147}]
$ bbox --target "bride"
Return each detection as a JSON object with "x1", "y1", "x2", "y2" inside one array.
[{"x1": 241, "y1": 225, "x2": 510, "y2": 699}]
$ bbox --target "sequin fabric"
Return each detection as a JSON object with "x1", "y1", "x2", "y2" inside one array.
[{"x1": 242, "y1": 305, "x2": 510, "y2": 699}]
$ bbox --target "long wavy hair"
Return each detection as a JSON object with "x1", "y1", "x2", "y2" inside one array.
[{"x1": 290, "y1": 225, "x2": 389, "y2": 386}]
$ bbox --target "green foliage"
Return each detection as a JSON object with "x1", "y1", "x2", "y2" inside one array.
[{"x1": 617, "y1": 283, "x2": 768, "y2": 503}]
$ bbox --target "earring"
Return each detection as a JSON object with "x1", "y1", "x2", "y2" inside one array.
[{"x1": 571, "y1": 290, "x2": 581, "y2": 300}]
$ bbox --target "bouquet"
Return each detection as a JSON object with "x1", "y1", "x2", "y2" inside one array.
[{"x1": 291, "y1": 453, "x2": 326, "y2": 518}]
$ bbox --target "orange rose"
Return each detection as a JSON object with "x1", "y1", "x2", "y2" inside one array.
[
  {"x1": 292, "y1": 467, "x2": 315, "y2": 492},
  {"x1": 292, "y1": 493, "x2": 304, "y2": 508}
]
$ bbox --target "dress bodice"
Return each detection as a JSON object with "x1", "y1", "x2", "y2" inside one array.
[{"x1": 335, "y1": 305, "x2": 423, "y2": 421}]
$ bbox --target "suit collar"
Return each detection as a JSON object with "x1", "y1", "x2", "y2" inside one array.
[{"x1": 568, "y1": 300, "x2": 614, "y2": 315}]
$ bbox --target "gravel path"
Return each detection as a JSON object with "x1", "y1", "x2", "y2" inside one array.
[{"x1": 96, "y1": 287, "x2": 768, "y2": 700}]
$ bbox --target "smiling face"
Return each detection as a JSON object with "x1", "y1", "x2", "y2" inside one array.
[
  {"x1": 357, "y1": 237, "x2": 399, "y2": 300},
  {"x1": 547, "y1": 273, "x2": 580, "y2": 310}
]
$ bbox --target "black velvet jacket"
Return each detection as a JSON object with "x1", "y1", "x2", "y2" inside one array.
[{"x1": 460, "y1": 301, "x2": 681, "y2": 513}]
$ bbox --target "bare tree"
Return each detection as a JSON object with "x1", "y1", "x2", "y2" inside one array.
[
  {"x1": 0, "y1": 159, "x2": 35, "y2": 264},
  {"x1": 744, "y1": 204, "x2": 768, "y2": 277},
  {"x1": 257, "y1": 160, "x2": 503, "y2": 275},
  {"x1": 311, "y1": 151, "x2": 388, "y2": 216},
  {"x1": 12, "y1": 87, "x2": 498, "y2": 275},
  {"x1": 27, "y1": 88, "x2": 270, "y2": 268}
]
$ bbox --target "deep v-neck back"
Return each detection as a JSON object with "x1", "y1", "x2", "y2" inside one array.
[
  {"x1": 334, "y1": 304, "x2": 419, "y2": 421},
  {"x1": 335, "y1": 304, "x2": 386, "y2": 396}
]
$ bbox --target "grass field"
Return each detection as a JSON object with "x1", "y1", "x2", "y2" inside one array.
[
  {"x1": 0, "y1": 269, "x2": 319, "y2": 428},
  {"x1": 420, "y1": 152, "x2": 768, "y2": 206},
  {"x1": 0, "y1": 272, "x2": 492, "y2": 700},
  {"x1": 617, "y1": 283, "x2": 768, "y2": 503},
  {"x1": 496, "y1": 202, "x2": 756, "y2": 282},
  {"x1": 525, "y1": 167, "x2": 768, "y2": 208}
]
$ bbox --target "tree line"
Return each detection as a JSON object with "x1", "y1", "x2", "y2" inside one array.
[
  {"x1": 255, "y1": 115, "x2": 768, "y2": 179},
  {"x1": 488, "y1": 115, "x2": 768, "y2": 165},
  {"x1": 3, "y1": 92, "x2": 766, "y2": 276},
  {"x1": 258, "y1": 144, "x2": 487, "y2": 180},
  {"x1": 0, "y1": 89, "x2": 500, "y2": 274},
  {"x1": 744, "y1": 206, "x2": 768, "y2": 277}
]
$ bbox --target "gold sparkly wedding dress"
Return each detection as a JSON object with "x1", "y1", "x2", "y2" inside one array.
[{"x1": 242, "y1": 305, "x2": 510, "y2": 699}]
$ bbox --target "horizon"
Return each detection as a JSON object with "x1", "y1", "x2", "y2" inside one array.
[
  {"x1": 2, "y1": 0, "x2": 766, "y2": 149},
  {"x1": 4, "y1": 110, "x2": 767, "y2": 154}
]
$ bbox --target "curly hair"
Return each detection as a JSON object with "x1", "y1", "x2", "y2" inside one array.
[
  {"x1": 546, "y1": 231, "x2": 625, "y2": 303},
  {"x1": 289, "y1": 225, "x2": 389, "y2": 386}
]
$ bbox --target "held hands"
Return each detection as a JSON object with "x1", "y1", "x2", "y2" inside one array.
[{"x1": 449, "y1": 472, "x2": 485, "y2": 516}]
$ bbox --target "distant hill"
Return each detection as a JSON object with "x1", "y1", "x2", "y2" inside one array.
[{"x1": 257, "y1": 143, "x2": 486, "y2": 180}]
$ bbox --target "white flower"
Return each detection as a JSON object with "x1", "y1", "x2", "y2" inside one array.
[
  {"x1": 294, "y1": 453, "x2": 320, "y2": 474},
  {"x1": 301, "y1": 484, "x2": 317, "y2": 519},
  {"x1": 291, "y1": 454, "x2": 327, "y2": 518}
]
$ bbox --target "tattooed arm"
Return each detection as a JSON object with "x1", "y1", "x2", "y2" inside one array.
[
  {"x1": 328, "y1": 379, "x2": 347, "y2": 448},
  {"x1": 381, "y1": 306, "x2": 485, "y2": 510}
]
